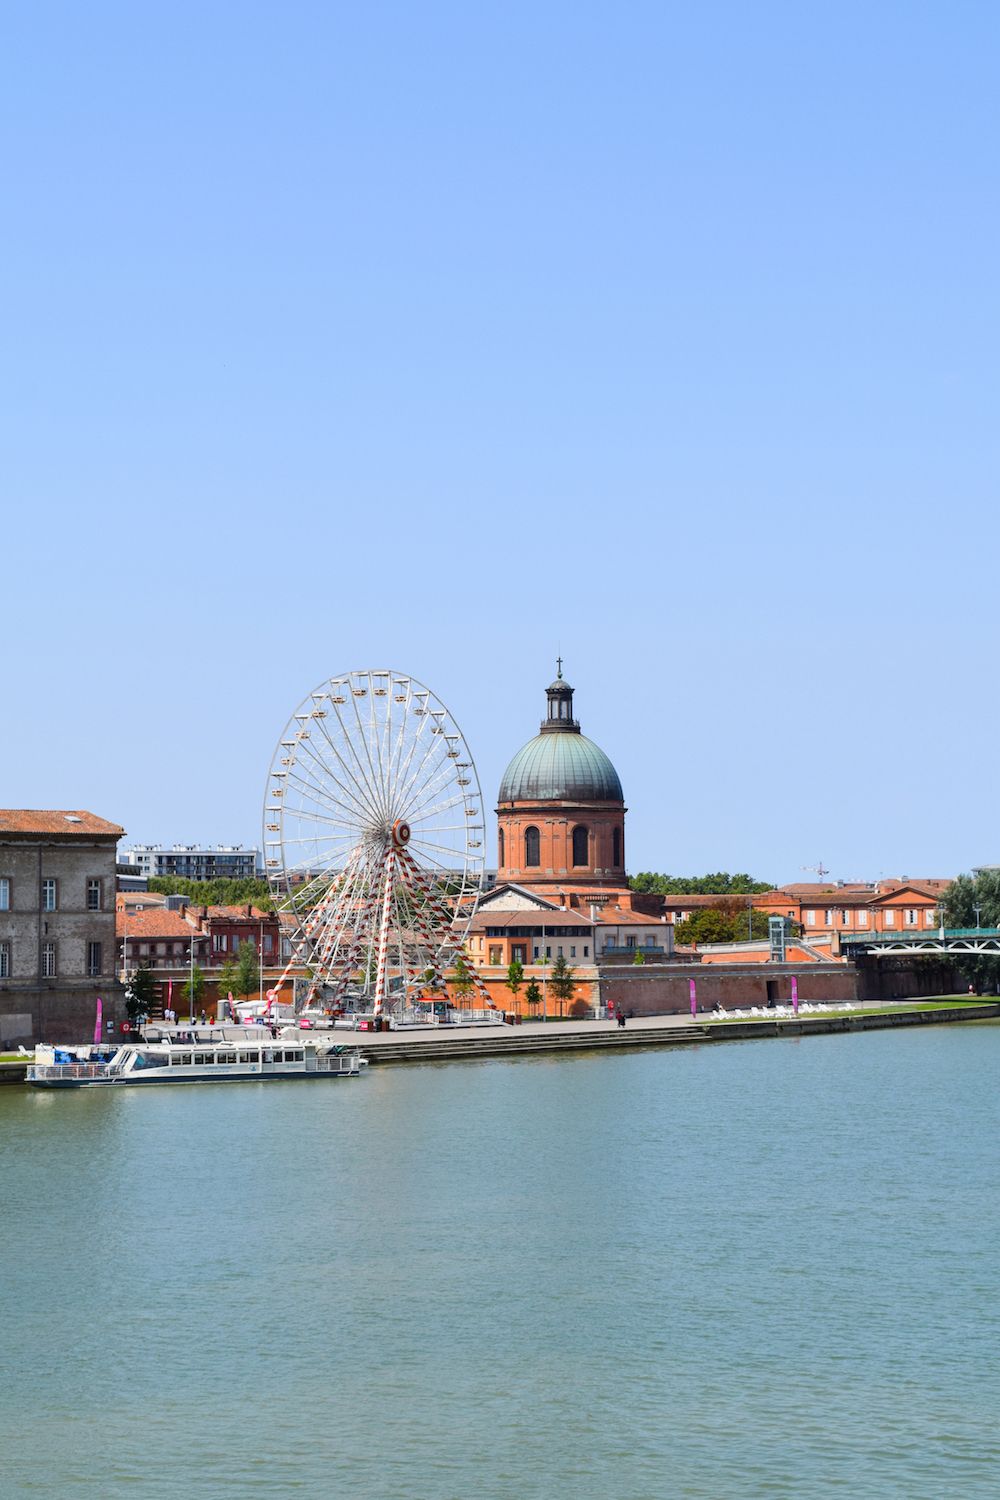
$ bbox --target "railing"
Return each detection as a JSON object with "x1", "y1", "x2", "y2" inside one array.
[
  {"x1": 600, "y1": 945, "x2": 667, "y2": 957},
  {"x1": 28, "y1": 1062, "x2": 116, "y2": 1082}
]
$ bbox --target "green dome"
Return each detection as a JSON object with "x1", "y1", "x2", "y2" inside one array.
[{"x1": 498, "y1": 732, "x2": 624, "y2": 803}]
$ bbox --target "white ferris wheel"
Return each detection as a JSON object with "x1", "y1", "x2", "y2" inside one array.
[{"x1": 263, "y1": 669, "x2": 489, "y2": 1015}]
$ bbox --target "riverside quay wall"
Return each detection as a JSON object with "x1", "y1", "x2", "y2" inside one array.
[{"x1": 600, "y1": 962, "x2": 860, "y2": 1015}]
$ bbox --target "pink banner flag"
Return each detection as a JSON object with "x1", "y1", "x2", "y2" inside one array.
[
  {"x1": 689, "y1": 978, "x2": 697, "y2": 1018},
  {"x1": 94, "y1": 996, "x2": 103, "y2": 1046},
  {"x1": 791, "y1": 976, "x2": 799, "y2": 1015},
  {"x1": 167, "y1": 978, "x2": 173, "y2": 1005}
]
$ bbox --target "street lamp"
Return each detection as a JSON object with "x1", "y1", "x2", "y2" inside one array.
[{"x1": 975, "y1": 905, "x2": 982, "y2": 931}]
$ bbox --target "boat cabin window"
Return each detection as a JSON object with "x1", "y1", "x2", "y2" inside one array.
[
  {"x1": 194, "y1": 1053, "x2": 213, "y2": 1065},
  {"x1": 238, "y1": 1051, "x2": 255, "y2": 1063}
]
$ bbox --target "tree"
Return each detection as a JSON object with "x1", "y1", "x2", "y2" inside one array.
[
  {"x1": 126, "y1": 966, "x2": 157, "y2": 1024},
  {"x1": 549, "y1": 954, "x2": 576, "y2": 1008},
  {"x1": 629, "y1": 871, "x2": 774, "y2": 896},
  {"x1": 234, "y1": 939, "x2": 260, "y2": 1003},
  {"x1": 216, "y1": 955, "x2": 239, "y2": 1004},
  {"x1": 632, "y1": 947, "x2": 646, "y2": 964},
  {"x1": 451, "y1": 955, "x2": 475, "y2": 1007},
  {"x1": 505, "y1": 959, "x2": 524, "y2": 1004},
  {"x1": 147, "y1": 876, "x2": 274, "y2": 910},
  {"x1": 941, "y1": 871, "x2": 1000, "y2": 991},
  {"x1": 674, "y1": 908, "x2": 773, "y2": 945},
  {"x1": 181, "y1": 963, "x2": 206, "y2": 1016},
  {"x1": 524, "y1": 980, "x2": 542, "y2": 1013}
]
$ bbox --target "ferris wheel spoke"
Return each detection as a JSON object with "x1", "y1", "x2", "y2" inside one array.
[
  {"x1": 392, "y1": 721, "x2": 451, "y2": 818},
  {"x1": 287, "y1": 737, "x2": 381, "y2": 828},
  {"x1": 348, "y1": 683, "x2": 391, "y2": 822},
  {"x1": 308, "y1": 708, "x2": 389, "y2": 828},
  {"x1": 406, "y1": 790, "x2": 468, "y2": 826},
  {"x1": 279, "y1": 762, "x2": 369, "y2": 832},
  {"x1": 385, "y1": 700, "x2": 433, "y2": 811},
  {"x1": 329, "y1": 691, "x2": 391, "y2": 826},
  {"x1": 399, "y1": 756, "x2": 461, "y2": 821}
]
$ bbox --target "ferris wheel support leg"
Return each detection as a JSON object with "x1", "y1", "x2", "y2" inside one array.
[{"x1": 373, "y1": 848, "x2": 396, "y2": 1016}]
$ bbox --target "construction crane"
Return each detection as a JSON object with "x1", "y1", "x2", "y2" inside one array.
[{"x1": 801, "y1": 863, "x2": 830, "y2": 880}]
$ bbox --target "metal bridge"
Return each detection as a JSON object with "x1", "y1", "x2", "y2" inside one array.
[{"x1": 840, "y1": 927, "x2": 1000, "y2": 957}]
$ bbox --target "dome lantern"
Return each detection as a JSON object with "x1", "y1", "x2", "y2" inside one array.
[{"x1": 541, "y1": 657, "x2": 580, "y2": 735}]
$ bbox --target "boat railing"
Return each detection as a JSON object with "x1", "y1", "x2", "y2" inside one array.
[{"x1": 28, "y1": 1061, "x2": 117, "y2": 1082}]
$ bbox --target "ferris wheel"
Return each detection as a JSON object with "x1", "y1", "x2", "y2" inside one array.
[{"x1": 263, "y1": 669, "x2": 489, "y2": 1015}]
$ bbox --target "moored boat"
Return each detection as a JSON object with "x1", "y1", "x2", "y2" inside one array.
[{"x1": 27, "y1": 1026, "x2": 367, "y2": 1088}]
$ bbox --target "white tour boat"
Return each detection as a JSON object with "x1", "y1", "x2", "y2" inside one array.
[{"x1": 27, "y1": 1026, "x2": 368, "y2": 1088}]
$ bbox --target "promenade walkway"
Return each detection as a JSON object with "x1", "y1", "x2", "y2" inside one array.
[{"x1": 338, "y1": 999, "x2": 1000, "y2": 1065}]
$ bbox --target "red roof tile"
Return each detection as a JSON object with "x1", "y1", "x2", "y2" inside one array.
[
  {"x1": 0, "y1": 809, "x2": 124, "y2": 836},
  {"x1": 116, "y1": 909, "x2": 196, "y2": 938}
]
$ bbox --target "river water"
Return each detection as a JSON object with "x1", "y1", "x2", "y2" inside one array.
[{"x1": 3, "y1": 1023, "x2": 999, "y2": 1498}]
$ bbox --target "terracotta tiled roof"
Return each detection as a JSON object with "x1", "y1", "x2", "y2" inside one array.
[
  {"x1": 205, "y1": 905, "x2": 271, "y2": 920},
  {"x1": 468, "y1": 910, "x2": 593, "y2": 930},
  {"x1": 116, "y1": 909, "x2": 196, "y2": 938},
  {"x1": 0, "y1": 809, "x2": 124, "y2": 837}
]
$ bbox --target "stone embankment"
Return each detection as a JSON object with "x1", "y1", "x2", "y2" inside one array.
[
  {"x1": 3, "y1": 1002, "x2": 996, "y2": 1081},
  {"x1": 336, "y1": 1001, "x2": 1000, "y2": 1065}
]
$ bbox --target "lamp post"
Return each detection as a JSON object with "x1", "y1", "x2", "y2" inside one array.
[{"x1": 975, "y1": 905, "x2": 982, "y2": 931}]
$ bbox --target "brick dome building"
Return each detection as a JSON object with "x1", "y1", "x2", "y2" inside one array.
[{"x1": 496, "y1": 666, "x2": 626, "y2": 891}]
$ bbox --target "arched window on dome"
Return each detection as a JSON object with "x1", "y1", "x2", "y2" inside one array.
[
  {"x1": 498, "y1": 827, "x2": 505, "y2": 867},
  {"x1": 524, "y1": 826, "x2": 540, "y2": 867},
  {"x1": 612, "y1": 827, "x2": 622, "y2": 867},
  {"x1": 572, "y1": 825, "x2": 589, "y2": 867}
]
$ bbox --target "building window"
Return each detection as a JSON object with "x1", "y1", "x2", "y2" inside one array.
[
  {"x1": 489, "y1": 946, "x2": 502, "y2": 965},
  {"x1": 612, "y1": 828, "x2": 621, "y2": 867},
  {"x1": 41, "y1": 941, "x2": 57, "y2": 978},
  {"x1": 213, "y1": 934, "x2": 227, "y2": 952},
  {"x1": 524, "y1": 827, "x2": 540, "y2": 867},
  {"x1": 263, "y1": 933, "x2": 274, "y2": 954},
  {"x1": 884, "y1": 911, "x2": 896, "y2": 927},
  {"x1": 0, "y1": 941, "x2": 9, "y2": 978},
  {"x1": 805, "y1": 910, "x2": 816, "y2": 926},
  {"x1": 282, "y1": 938, "x2": 292, "y2": 958},
  {"x1": 87, "y1": 879, "x2": 102, "y2": 911},
  {"x1": 545, "y1": 946, "x2": 551, "y2": 959},
  {"x1": 626, "y1": 935, "x2": 636, "y2": 949},
  {"x1": 823, "y1": 909, "x2": 833, "y2": 925},
  {"x1": 570, "y1": 946, "x2": 576, "y2": 958},
  {"x1": 87, "y1": 941, "x2": 102, "y2": 977},
  {"x1": 841, "y1": 910, "x2": 849, "y2": 925},
  {"x1": 0, "y1": 877, "x2": 9, "y2": 911},
  {"x1": 583, "y1": 946, "x2": 589, "y2": 958},
  {"x1": 498, "y1": 827, "x2": 505, "y2": 867},
  {"x1": 925, "y1": 910, "x2": 936, "y2": 927},
  {"x1": 858, "y1": 911, "x2": 868, "y2": 927},
  {"x1": 905, "y1": 909, "x2": 918, "y2": 926},
  {"x1": 572, "y1": 826, "x2": 589, "y2": 867},
  {"x1": 41, "y1": 878, "x2": 57, "y2": 912},
  {"x1": 557, "y1": 945, "x2": 564, "y2": 958},
  {"x1": 512, "y1": 944, "x2": 526, "y2": 963},
  {"x1": 533, "y1": 945, "x2": 539, "y2": 959}
]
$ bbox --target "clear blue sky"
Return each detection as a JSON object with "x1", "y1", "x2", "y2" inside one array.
[{"x1": 4, "y1": 2, "x2": 997, "y2": 884}]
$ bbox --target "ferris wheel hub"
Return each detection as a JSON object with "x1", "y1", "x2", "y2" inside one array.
[{"x1": 391, "y1": 820, "x2": 411, "y2": 849}]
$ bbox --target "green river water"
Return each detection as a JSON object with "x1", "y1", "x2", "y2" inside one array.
[{"x1": 2, "y1": 1023, "x2": 999, "y2": 1498}]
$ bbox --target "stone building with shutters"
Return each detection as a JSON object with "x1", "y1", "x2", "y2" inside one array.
[{"x1": 0, "y1": 810, "x2": 125, "y2": 1044}]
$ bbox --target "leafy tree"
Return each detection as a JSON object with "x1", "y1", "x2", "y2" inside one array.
[
  {"x1": 629, "y1": 872, "x2": 774, "y2": 896},
  {"x1": 632, "y1": 948, "x2": 646, "y2": 965},
  {"x1": 505, "y1": 959, "x2": 524, "y2": 1002},
  {"x1": 524, "y1": 980, "x2": 542, "y2": 1012},
  {"x1": 941, "y1": 871, "x2": 1000, "y2": 990},
  {"x1": 549, "y1": 954, "x2": 576, "y2": 1003},
  {"x1": 181, "y1": 963, "x2": 206, "y2": 1016},
  {"x1": 234, "y1": 940, "x2": 260, "y2": 1003},
  {"x1": 451, "y1": 955, "x2": 475, "y2": 1006},
  {"x1": 147, "y1": 876, "x2": 274, "y2": 910},
  {"x1": 674, "y1": 908, "x2": 774, "y2": 945},
  {"x1": 126, "y1": 965, "x2": 157, "y2": 1024},
  {"x1": 216, "y1": 955, "x2": 239, "y2": 1002}
]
